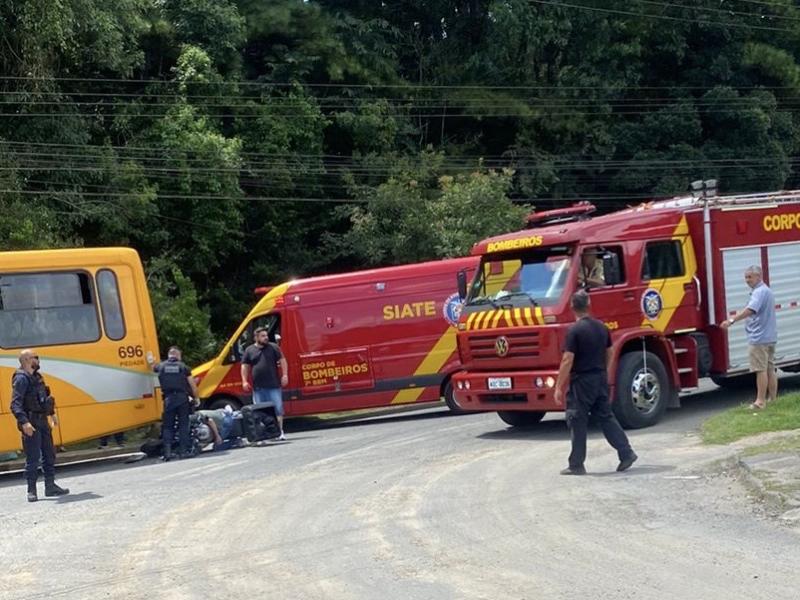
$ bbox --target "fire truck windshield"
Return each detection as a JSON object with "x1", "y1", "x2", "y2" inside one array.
[{"x1": 466, "y1": 249, "x2": 571, "y2": 308}]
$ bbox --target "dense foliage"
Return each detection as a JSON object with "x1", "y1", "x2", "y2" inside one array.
[{"x1": 3, "y1": 1, "x2": 800, "y2": 361}]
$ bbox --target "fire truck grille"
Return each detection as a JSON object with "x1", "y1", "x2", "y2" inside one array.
[{"x1": 468, "y1": 331, "x2": 541, "y2": 360}]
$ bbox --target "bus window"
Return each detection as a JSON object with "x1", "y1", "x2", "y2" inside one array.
[
  {"x1": 225, "y1": 313, "x2": 281, "y2": 364},
  {"x1": 0, "y1": 272, "x2": 100, "y2": 348},
  {"x1": 97, "y1": 269, "x2": 126, "y2": 340}
]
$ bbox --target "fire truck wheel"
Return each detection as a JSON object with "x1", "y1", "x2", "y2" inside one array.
[
  {"x1": 613, "y1": 351, "x2": 669, "y2": 429},
  {"x1": 208, "y1": 397, "x2": 242, "y2": 411},
  {"x1": 443, "y1": 381, "x2": 465, "y2": 414},
  {"x1": 497, "y1": 411, "x2": 546, "y2": 428}
]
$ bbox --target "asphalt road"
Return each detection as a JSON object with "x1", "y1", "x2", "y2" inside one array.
[{"x1": 2, "y1": 378, "x2": 800, "y2": 600}]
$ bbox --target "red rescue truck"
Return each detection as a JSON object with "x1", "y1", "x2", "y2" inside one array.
[
  {"x1": 452, "y1": 188, "x2": 800, "y2": 429},
  {"x1": 193, "y1": 257, "x2": 477, "y2": 415}
]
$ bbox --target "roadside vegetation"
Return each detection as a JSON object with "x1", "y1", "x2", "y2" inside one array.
[
  {"x1": 5, "y1": 1, "x2": 800, "y2": 363},
  {"x1": 702, "y1": 393, "x2": 800, "y2": 445}
]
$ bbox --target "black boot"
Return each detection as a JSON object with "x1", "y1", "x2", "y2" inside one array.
[
  {"x1": 44, "y1": 479, "x2": 69, "y2": 497},
  {"x1": 27, "y1": 481, "x2": 38, "y2": 503}
]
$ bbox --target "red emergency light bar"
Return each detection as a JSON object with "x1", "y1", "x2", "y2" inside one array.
[{"x1": 525, "y1": 201, "x2": 596, "y2": 228}]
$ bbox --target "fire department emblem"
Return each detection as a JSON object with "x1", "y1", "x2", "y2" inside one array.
[
  {"x1": 641, "y1": 288, "x2": 663, "y2": 320},
  {"x1": 443, "y1": 292, "x2": 464, "y2": 327},
  {"x1": 495, "y1": 336, "x2": 510, "y2": 357}
]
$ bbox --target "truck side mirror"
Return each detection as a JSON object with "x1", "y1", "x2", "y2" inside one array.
[
  {"x1": 602, "y1": 253, "x2": 622, "y2": 286},
  {"x1": 274, "y1": 333, "x2": 282, "y2": 345},
  {"x1": 457, "y1": 270, "x2": 468, "y2": 300}
]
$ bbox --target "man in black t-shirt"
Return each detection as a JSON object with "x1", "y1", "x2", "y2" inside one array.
[
  {"x1": 554, "y1": 290, "x2": 637, "y2": 475},
  {"x1": 241, "y1": 326, "x2": 289, "y2": 440}
]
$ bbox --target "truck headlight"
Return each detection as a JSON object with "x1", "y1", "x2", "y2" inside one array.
[
  {"x1": 545, "y1": 376, "x2": 556, "y2": 388},
  {"x1": 535, "y1": 377, "x2": 544, "y2": 388}
]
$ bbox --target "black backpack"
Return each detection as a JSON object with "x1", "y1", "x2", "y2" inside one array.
[{"x1": 241, "y1": 404, "x2": 280, "y2": 442}]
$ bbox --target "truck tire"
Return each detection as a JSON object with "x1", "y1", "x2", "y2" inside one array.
[
  {"x1": 443, "y1": 380, "x2": 464, "y2": 414},
  {"x1": 612, "y1": 351, "x2": 669, "y2": 429},
  {"x1": 497, "y1": 410, "x2": 546, "y2": 428},
  {"x1": 208, "y1": 396, "x2": 241, "y2": 411}
]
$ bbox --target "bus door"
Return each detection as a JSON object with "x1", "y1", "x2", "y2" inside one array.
[{"x1": 98, "y1": 265, "x2": 159, "y2": 422}]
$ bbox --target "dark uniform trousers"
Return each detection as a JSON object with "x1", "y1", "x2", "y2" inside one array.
[
  {"x1": 566, "y1": 372, "x2": 634, "y2": 469},
  {"x1": 162, "y1": 393, "x2": 191, "y2": 456},
  {"x1": 22, "y1": 416, "x2": 56, "y2": 485}
]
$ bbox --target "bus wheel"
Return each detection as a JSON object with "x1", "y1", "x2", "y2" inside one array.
[
  {"x1": 443, "y1": 381, "x2": 465, "y2": 414},
  {"x1": 613, "y1": 351, "x2": 669, "y2": 429},
  {"x1": 208, "y1": 397, "x2": 241, "y2": 411},
  {"x1": 497, "y1": 411, "x2": 546, "y2": 428}
]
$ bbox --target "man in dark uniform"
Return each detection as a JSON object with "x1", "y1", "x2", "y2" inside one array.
[
  {"x1": 9, "y1": 349, "x2": 70, "y2": 502},
  {"x1": 554, "y1": 290, "x2": 638, "y2": 475},
  {"x1": 154, "y1": 346, "x2": 199, "y2": 461}
]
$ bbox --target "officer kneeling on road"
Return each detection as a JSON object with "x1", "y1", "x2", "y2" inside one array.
[
  {"x1": 554, "y1": 290, "x2": 638, "y2": 475},
  {"x1": 155, "y1": 346, "x2": 199, "y2": 461},
  {"x1": 10, "y1": 349, "x2": 69, "y2": 502}
]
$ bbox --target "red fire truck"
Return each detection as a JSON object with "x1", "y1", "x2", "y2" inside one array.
[
  {"x1": 451, "y1": 188, "x2": 800, "y2": 429},
  {"x1": 193, "y1": 257, "x2": 477, "y2": 415}
]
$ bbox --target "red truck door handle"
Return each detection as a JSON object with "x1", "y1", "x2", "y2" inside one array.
[{"x1": 623, "y1": 291, "x2": 636, "y2": 300}]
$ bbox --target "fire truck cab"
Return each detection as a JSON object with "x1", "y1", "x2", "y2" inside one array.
[{"x1": 452, "y1": 189, "x2": 800, "y2": 429}]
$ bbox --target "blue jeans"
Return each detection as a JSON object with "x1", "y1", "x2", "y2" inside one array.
[{"x1": 252, "y1": 387, "x2": 284, "y2": 416}]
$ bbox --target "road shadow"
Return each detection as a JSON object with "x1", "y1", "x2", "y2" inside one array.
[
  {"x1": 284, "y1": 407, "x2": 455, "y2": 433},
  {"x1": 0, "y1": 444, "x2": 254, "y2": 487},
  {"x1": 586, "y1": 464, "x2": 676, "y2": 478},
  {"x1": 477, "y1": 419, "x2": 567, "y2": 442},
  {"x1": 52, "y1": 491, "x2": 103, "y2": 503}
]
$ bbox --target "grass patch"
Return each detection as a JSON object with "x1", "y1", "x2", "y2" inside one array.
[{"x1": 701, "y1": 392, "x2": 800, "y2": 445}]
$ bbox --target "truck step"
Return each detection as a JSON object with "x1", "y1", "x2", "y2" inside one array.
[
  {"x1": 677, "y1": 367, "x2": 694, "y2": 374},
  {"x1": 673, "y1": 348, "x2": 689, "y2": 355}
]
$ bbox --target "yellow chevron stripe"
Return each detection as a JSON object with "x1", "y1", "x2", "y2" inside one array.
[
  {"x1": 639, "y1": 215, "x2": 697, "y2": 332},
  {"x1": 391, "y1": 327, "x2": 458, "y2": 404},
  {"x1": 534, "y1": 306, "x2": 544, "y2": 325},
  {"x1": 491, "y1": 309, "x2": 504, "y2": 329},
  {"x1": 477, "y1": 310, "x2": 493, "y2": 330},
  {"x1": 466, "y1": 312, "x2": 478, "y2": 331},
  {"x1": 513, "y1": 308, "x2": 523, "y2": 327},
  {"x1": 523, "y1": 307, "x2": 535, "y2": 326}
]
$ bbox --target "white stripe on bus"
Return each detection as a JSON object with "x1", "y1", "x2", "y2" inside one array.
[{"x1": 0, "y1": 357, "x2": 156, "y2": 403}]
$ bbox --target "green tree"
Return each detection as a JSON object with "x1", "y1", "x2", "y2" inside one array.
[{"x1": 330, "y1": 153, "x2": 527, "y2": 265}]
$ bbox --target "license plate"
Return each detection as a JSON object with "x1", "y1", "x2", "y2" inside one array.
[{"x1": 488, "y1": 377, "x2": 512, "y2": 390}]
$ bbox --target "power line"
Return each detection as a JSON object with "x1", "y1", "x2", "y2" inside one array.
[
  {"x1": 635, "y1": 0, "x2": 800, "y2": 24},
  {"x1": 528, "y1": 0, "x2": 799, "y2": 33},
  {"x1": 2, "y1": 74, "x2": 800, "y2": 91}
]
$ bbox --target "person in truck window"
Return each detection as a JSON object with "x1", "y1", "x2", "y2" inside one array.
[{"x1": 577, "y1": 248, "x2": 605, "y2": 288}]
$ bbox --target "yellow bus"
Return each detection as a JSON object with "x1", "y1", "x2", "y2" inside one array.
[{"x1": 0, "y1": 248, "x2": 161, "y2": 453}]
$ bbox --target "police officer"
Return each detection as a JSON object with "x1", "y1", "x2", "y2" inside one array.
[
  {"x1": 9, "y1": 349, "x2": 69, "y2": 502},
  {"x1": 554, "y1": 290, "x2": 638, "y2": 475},
  {"x1": 154, "y1": 346, "x2": 199, "y2": 461}
]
